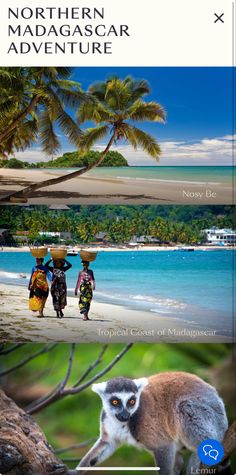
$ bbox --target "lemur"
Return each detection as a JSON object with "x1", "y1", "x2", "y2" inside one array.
[{"x1": 76, "y1": 372, "x2": 228, "y2": 475}]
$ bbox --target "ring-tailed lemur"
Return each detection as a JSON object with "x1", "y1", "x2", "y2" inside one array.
[{"x1": 75, "y1": 372, "x2": 228, "y2": 475}]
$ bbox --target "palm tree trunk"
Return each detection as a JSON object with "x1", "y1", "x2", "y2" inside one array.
[
  {"x1": 0, "y1": 95, "x2": 39, "y2": 143},
  {"x1": 1, "y1": 133, "x2": 116, "y2": 203}
]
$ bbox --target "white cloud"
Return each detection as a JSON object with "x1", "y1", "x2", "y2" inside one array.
[
  {"x1": 113, "y1": 134, "x2": 234, "y2": 165},
  {"x1": 14, "y1": 134, "x2": 234, "y2": 166}
]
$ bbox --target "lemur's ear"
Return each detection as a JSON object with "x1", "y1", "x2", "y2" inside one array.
[
  {"x1": 92, "y1": 382, "x2": 107, "y2": 395},
  {"x1": 133, "y1": 377, "x2": 148, "y2": 392}
]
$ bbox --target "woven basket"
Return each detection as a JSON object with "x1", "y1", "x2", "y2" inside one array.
[
  {"x1": 80, "y1": 250, "x2": 97, "y2": 262},
  {"x1": 30, "y1": 247, "x2": 48, "y2": 258},
  {"x1": 50, "y1": 248, "x2": 67, "y2": 260}
]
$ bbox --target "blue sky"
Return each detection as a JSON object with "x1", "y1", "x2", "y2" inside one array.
[{"x1": 16, "y1": 67, "x2": 234, "y2": 166}]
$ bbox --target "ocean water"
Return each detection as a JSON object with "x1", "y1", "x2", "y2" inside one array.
[
  {"x1": 0, "y1": 250, "x2": 233, "y2": 333},
  {"x1": 46, "y1": 166, "x2": 233, "y2": 186}
]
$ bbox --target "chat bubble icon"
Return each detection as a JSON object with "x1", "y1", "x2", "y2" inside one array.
[
  {"x1": 198, "y1": 439, "x2": 224, "y2": 466},
  {"x1": 203, "y1": 444, "x2": 213, "y2": 455},
  {"x1": 208, "y1": 449, "x2": 219, "y2": 461}
]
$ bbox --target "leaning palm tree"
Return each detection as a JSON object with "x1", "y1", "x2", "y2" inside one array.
[
  {"x1": 2, "y1": 76, "x2": 166, "y2": 202},
  {"x1": 0, "y1": 67, "x2": 85, "y2": 157},
  {"x1": 78, "y1": 76, "x2": 165, "y2": 161}
]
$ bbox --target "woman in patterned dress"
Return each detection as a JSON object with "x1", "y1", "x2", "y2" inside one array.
[
  {"x1": 28, "y1": 258, "x2": 51, "y2": 317},
  {"x1": 75, "y1": 260, "x2": 95, "y2": 320},
  {"x1": 45, "y1": 258, "x2": 72, "y2": 318}
]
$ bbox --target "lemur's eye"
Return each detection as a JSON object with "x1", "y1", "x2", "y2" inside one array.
[
  {"x1": 111, "y1": 399, "x2": 119, "y2": 406},
  {"x1": 128, "y1": 398, "x2": 136, "y2": 406}
]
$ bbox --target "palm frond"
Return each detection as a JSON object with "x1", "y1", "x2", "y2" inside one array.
[
  {"x1": 104, "y1": 78, "x2": 131, "y2": 111},
  {"x1": 88, "y1": 81, "x2": 107, "y2": 101},
  {"x1": 80, "y1": 125, "x2": 109, "y2": 151},
  {"x1": 39, "y1": 110, "x2": 61, "y2": 155},
  {"x1": 77, "y1": 98, "x2": 112, "y2": 124},
  {"x1": 56, "y1": 109, "x2": 83, "y2": 146},
  {"x1": 1, "y1": 118, "x2": 38, "y2": 154},
  {"x1": 126, "y1": 125, "x2": 162, "y2": 159},
  {"x1": 126, "y1": 78, "x2": 150, "y2": 102},
  {"x1": 40, "y1": 87, "x2": 82, "y2": 148},
  {"x1": 121, "y1": 123, "x2": 138, "y2": 150},
  {"x1": 126, "y1": 100, "x2": 166, "y2": 122},
  {"x1": 55, "y1": 85, "x2": 86, "y2": 109}
]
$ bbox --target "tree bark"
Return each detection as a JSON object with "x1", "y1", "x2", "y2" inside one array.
[
  {"x1": 0, "y1": 389, "x2": 68, "y2": 475},
  {"x1": 1, "y1": 134, "x2": 116, "y2": 203}
]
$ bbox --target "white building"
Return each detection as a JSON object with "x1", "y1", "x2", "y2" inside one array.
[{"x1": 202, "y1": 228, "x2": 236, "y2": 245}]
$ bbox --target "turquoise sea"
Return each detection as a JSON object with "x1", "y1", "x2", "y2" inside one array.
[
  {"x1": 0, "y1": 250, "x2": 233, "y2": 336},
  {"x1": 49, "y1": 166, "x2": 233, "y2": 186}
]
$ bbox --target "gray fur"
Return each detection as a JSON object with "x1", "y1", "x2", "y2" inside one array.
[{"x1": 105, "y1": 377, "x2": 139, "y2": 394}]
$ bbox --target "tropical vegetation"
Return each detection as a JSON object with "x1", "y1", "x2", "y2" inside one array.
[
  {"x1": 0, "y1": 151, "x2": 128, "y2": 169},
  {"x1": 0, "y1": 205, "x2": 233, "y2": 246},
  {"x1": 0, "y1": 67, "x2": 85, "y2": 158}
]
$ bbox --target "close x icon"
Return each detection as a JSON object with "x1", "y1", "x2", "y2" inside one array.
[{"x1": 214, "y1": 12, "x2": 224, "y2": 23}]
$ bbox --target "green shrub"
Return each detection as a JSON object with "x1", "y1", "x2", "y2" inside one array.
[
  {"x1": 41, "y1": 150, "x2": 128, "y2": 168},
  {"x1": 3, "y1": 158, "x2": 25, "y2": 168}
]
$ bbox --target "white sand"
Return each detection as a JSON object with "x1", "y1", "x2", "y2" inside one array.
[
  {"x1": 0, "y1": 283, "x2": 231, "y2": 343},
  {"x1": 0, "y1": 169, "x2": 233, "y2": 204},
  {"x1": 0, "y1": 245, "x2": 233, "y2": 253}
]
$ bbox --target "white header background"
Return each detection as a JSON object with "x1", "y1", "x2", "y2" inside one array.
[{"x1": 0, "y1": 0, "x2": 234, "y2": 66}]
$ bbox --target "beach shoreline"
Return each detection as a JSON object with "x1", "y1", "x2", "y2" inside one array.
[
  {"x1": 0, "y1": 168, "x2": 233, "y2": 204},
  {"x1": 0, "y1": 283, "x2": 232, "y2": 343},
  {"x1": 0, "y1": 245, "x2": 234, "y2": 252}
]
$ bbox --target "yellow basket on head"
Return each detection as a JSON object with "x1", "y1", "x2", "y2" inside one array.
[
  {"x1": 80, "y1": 250, "x2": 97, "y2": 262},
  {"x1": 30, "y1": 247, "x2": 48, "y2": 258},
  {"x1": 50, "y1": 248, "x2": 67, "y2": 261}
]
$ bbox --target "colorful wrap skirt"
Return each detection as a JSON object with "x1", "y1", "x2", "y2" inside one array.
[
  {"x1": 29, "y1": 269, "x2": 49, "y2": 312},
  {"x1": 51, "y1": 268, "x2": 67, "y2": 311},
  {"x1": 79, "y1": 280, "x2": 93, "y2": 315}
]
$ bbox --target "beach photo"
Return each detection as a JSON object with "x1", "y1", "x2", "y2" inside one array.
[
  {"x1": 0, "y1": 342, "x2": 235, "y2": 474},
  {"x1": 0, "y1": 205, "x2": 234, "y2": 343},
  {"x1": 0, "y1": 67, "x2": 234, "y2": 205}
]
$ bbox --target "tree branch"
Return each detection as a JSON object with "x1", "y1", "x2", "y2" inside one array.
[
  {"x1": 60, "y1": 343, "x2": 76, "y2": 390},
  {"x1": 72, "y1": 344, "x2": 108, "y2": 388},
  {"x1": 0, "y1": 344, "x2": 57, "y2": 378},
  {"x1": 26, "y1": 344, "x2": 75, "y2": 412},
  {"x1": 28, "y1": 343, "x2": 133, "y2": 414},
  {"x1": 66, "y1": 343, "x2": 133, "y2": 395},
  {"x1": 54, "y1": 439, "x2": 96, "y2": 455},
  {"x1": 0, "y1": 343, "x2": 25, "y2": 356}
]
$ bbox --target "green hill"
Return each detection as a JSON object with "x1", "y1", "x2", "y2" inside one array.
[{"x1": 0, "y1": 150, "x2": 128, "y2": 169}]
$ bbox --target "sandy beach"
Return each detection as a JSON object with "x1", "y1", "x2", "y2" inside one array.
[
  {"x1": 0, "y1": 283, "x2": 231, "y2": 343},
  {"x1": 0, "y1": 169, "x2": 233, "y2": 204},
  {"x1": 0, "y1": 245, "x2": 233, "y2": 252}
]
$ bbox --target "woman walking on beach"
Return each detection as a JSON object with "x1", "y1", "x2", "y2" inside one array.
[
  {"x1": 75, "y1": 260, "x2": 95, "y2": 321},
  {"x1": 28, "y1": 258, "x2": 51, "y2": 318},
  {"x1": 45, "y1": 258, "x2": 72, "y2": 318}
]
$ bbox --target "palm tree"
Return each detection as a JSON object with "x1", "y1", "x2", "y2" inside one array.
[
  {"x1": 2, "y1": 76, "x2": 166, "y2": 203},
  {"x1": 0, "y1": 67, "x2": 85, "y2": 157}
]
